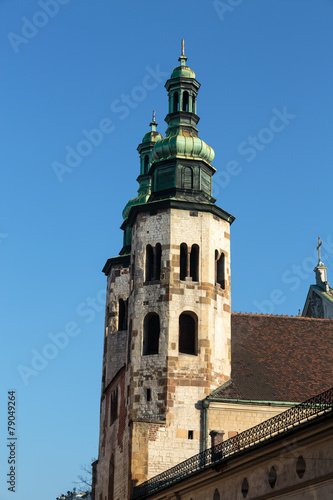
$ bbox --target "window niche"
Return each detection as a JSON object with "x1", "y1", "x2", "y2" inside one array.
[
  {"x1": 215, "y1": 250, "x2": 225, "y2": 289},
  {"x1": 145, "y1": 243, "x2": 162, "y2": 282},
  {"x1": 179, "y1": 312, "x2": 197, "y2": 355},
  {"x1": 180, "y1": 243, "x2": 199, "y2": 281},
  {"x1": 118, "y1": 298, "x2": 128, "y2": 331},
  {"x1": 143, "y1": 313, "x2": 160, "y2": 355},
  {"x1": 110, "y1": 388, "x2": 118, "y2": 425}
]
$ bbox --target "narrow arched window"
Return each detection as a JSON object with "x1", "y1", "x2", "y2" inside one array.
[
  {"x1": 118, "y1": 299, "x2": 126, "y2": 330},
  {"x1": 143, "y1": 313, "x2": 160, "y2": 355},
  {"x1": 182, "y1": 91, "x2": 189, "y2": 112},
  {"x1": 155, "y1": 243, "x2": 162, "y2": 280},
  {"x1": 108, "y1": 455, "x2": 115, "y2": 500},
  {"x1": 146, "y1": 245, "x2": 154, "y2": 282},
  {"x1": 179, "y1": 312, "x2": 197, "y2": 355},
  {"x1": 173, "y1": 91, "x2": 179, "y2": 113},
  {"x1": 182, "y1": 166, "x2": 193, "y2": 190},
  {"x1": 127, "y1": 320, "x2": 132, "y2": 365},
  {"x1": 144, "y1": 155, "x2": 149, "y2": 174},
  {"x1": 110, "y1": 388, "x2": 118, "y2": 425},
  {"x1": 190, "y1": 244, "x2": 199, "y2": 281},
  {"x1": 216, "y1": 252, "x2": 225, "y2": 289},
  {"x1": 192, "y1": 95, "x2": 196, "y2": 114},
  {"x1": 180, "y1": 243, "x2": 187, "y2": 281}
]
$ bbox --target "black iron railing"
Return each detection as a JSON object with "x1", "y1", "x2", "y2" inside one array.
[{"x1": 131, "y1": 387, "x2": 333, "y2": 499}]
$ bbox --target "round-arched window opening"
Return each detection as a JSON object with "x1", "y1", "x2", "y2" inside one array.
[
  {"x1": 179, "y1": 312, "x2": 198, "y2": 355},
  {"x1": 143, "y1": 313, "x2": 160, "y2": 355},
  {"x1": 296, "y1": 456, "x2": 306, "y2": 479},
  {"x1": 268, "y1": 466, "x2": 277, "y2": 488},
  {"x1": 241, "y1": 477, "x2": 249, "y2": 498}
]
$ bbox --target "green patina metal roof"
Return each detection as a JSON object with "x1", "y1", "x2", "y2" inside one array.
[
  {"x1": 311, "y1": 284, "x2": 333, "y2": 304},
  {"x1": 151, "y1": 127, "x2": 215, "y2": 165}
]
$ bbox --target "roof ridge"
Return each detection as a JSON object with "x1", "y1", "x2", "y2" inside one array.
[{"x1": 231, "y1": 312, "x2": 333, "y2": 321}]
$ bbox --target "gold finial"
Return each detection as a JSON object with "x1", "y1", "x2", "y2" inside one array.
[
  {"x1": 181, "y1": 39, "x2": 185, "y2": 57},
  {"x1": 317, "y1": 236, "x2": 322, "y2": 263}
]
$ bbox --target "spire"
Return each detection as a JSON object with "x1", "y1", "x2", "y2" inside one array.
[
  {"x1": 150, "y1": 110, "x2": 157, "y2": 132},
  {"x1": 179, "y1": 39, "x2": 187, "y2": 66},
  {"x1": 314, "y1": 236, "x2": 330, "y2": 291}
]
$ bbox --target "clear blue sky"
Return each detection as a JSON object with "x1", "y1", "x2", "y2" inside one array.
[{"x1": 1, "y1": 1, "x2": 333, "y2": 499}]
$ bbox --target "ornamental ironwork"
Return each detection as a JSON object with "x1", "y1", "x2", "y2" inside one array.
[{"x1": 131, "y1": 387, "x2": 333, "y2": 499}]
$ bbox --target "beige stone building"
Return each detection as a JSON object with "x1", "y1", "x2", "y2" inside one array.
[{"x1": 92, "y1": 44, "x2": 333, "y2": 500}]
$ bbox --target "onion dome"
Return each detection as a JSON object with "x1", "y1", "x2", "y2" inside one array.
[
  {"x1": 151, "y1": 128, "x2": 214, "y2": 164},
  {"x1": 122, "y1": 112, "x2": 162, "y2": 220}
]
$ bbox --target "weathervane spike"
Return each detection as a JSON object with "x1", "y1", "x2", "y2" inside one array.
[
  {"x1": 317, "y1": 236, "x2": 322, "y2": 263},
  {"x1": 152, "y1": 110, "x2": 156, "y2": 123},
  {"x1": 181, "y1": 39, "x2": 185, "y2": 57}
]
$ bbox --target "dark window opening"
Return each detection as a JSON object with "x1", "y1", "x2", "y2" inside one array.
[
  {"x1": 182, "y1": 91, "x2": 189, "y2": 112},
  {"x1": 127, "y1": 320, "x2": 132, "y2": 366},
  {"x1": 118, "y1": 299, "x2": 126, "y2": 331},
  {"x1": 144, "y1": 155, "x2": 149, "y2": 174},
  {"x1": 190, "y1": 244, "x2": 199, "y2": 281},
  {"x1": 110, "y1": 388, "x2": 118, "y2": 425},
  {"x1": 146, "y1": 244, "x2": 162, "y2": 281},
  {"x1": 155, "y1": 243, "x2": 161, "y2": 280},
  {"x1": 216, "y1": 252, "x2": 225, "y2": 289},
  {"x1": 108, "y1": 455, "x2": 114, "y2": 500},
  {"x1": 192, "y1": 95, "x2": 196, "y2": 113},
  {"x1": 179, "y1": 312, "x2": 197, "y2": 355},
  {"x1": 180, "y1": 243, "x2": 188, "y2": 281},
  {"x1": 213, "y1": 489, "x2": 220, "y2": 500},
  {"x1": 102, "y1": 368, "x2": 106, "y2": 390},
  {"x1": 296, "y1": 456, "x2": 306, "y2": 478},
  {"x1": 241, "y1": 478, "x2": 249, "y2": 498},
  {"x1": 188, "y1": 430, "x2": 193, "y2": 440},
  {"x1": 268, "y1": 466, "x2": 277, "y2": 489},
  {"x1": 146, "y1": 245, "x2": 154, "y2": 282},
  {"x1": 182, "y1": 166, "x2": 193, "y2": 190},
  {"x1": 173, "y1": 92, "x2": 179, "y2": 113},
  {"x1": 143, "y1": 313, "x2": 160, "y2": 355},
  {"x1": 146, "y1": 388, "x2": 151, "y2": 402}
]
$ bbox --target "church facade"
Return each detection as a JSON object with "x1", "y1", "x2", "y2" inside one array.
[{"x1": 92, "y1": 44, "x2": 333, "y2": 500}]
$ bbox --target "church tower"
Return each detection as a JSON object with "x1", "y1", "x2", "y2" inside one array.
[{"x1": 93, "y1": 42, "x2": 235, "y2": 500}]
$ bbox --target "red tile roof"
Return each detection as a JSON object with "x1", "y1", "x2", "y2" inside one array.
[{"x1": 211, "y1": 313, "x2": 333, "y2": 402}]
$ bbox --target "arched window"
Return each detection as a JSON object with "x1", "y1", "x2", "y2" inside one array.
[
  {"x1": 144, "y1": 155, "x2": 149, "y2": 174},
  {"x1": 182, "y1": 91, "x2": 189, "y2": 112},
  {"x1": 108, "y1": 455, "x2": 115, "y2": 500},
  {"x1": 118, "y1": 299, "x2": 126, "y2": 330},
  {"x1": 180, "y1": 243, "x2": 188, "y2": 281},
  {"x1": 173, "y1": 91, "x2": 179, "y2": 113},
  {"x1": 110, "y1": 388, "x2": 118, "y2": 425},
  {"x1": 146, "y1": 245, "x2": 154, "y2": 282},
  {"x1": 190, "y1": 244, "x2": 199, "y2": 281},
  {"x1": 182, "y1": 166, "x2": 193, "y2": 190},
  {"x1": 213, "y1": 489, "x2": 220, "y2": 500},
  {"x1": 155, "y1": 243, "x2": 161, "y2": 280},
  {"x1": 143, "y1": 313, "x2": 160, "y2": 355},
  {"x1": 179, "y1": 312, "x2": 197, "y2": 355},
  {"x1": 127, "y1": 320, "x2": 132, "y2": 365},
  {"x1": 216, "y1": 252, "x2": 225, "y2": 289},
  {"x1": 192, "y1": 95, "x2": 197, "y2": 114}
]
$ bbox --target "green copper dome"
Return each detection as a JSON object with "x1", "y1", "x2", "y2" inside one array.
[
  {"x1": 171, "y1": 65, "x2": 195, "y2": 79},
  {"x1": 151, "y1": 128, "x2": 214, "y2": 164},
  {"x1": 122, "y1": 192, "x2": 150, "y2": 220}
]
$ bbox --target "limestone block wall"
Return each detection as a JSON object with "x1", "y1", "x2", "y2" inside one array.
[
  {"x1": 127, "y1": 206, "x2": 232, "y2": 482},
  {"x1": 95, "y1": 369, "x2": 131, "y2": 500},
  {"x1": 104, "y1": 264, "x2": 130, "y2": 385},
  {"x1": 208, "y1": 402, "x2": 291, "y2": 442}
]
